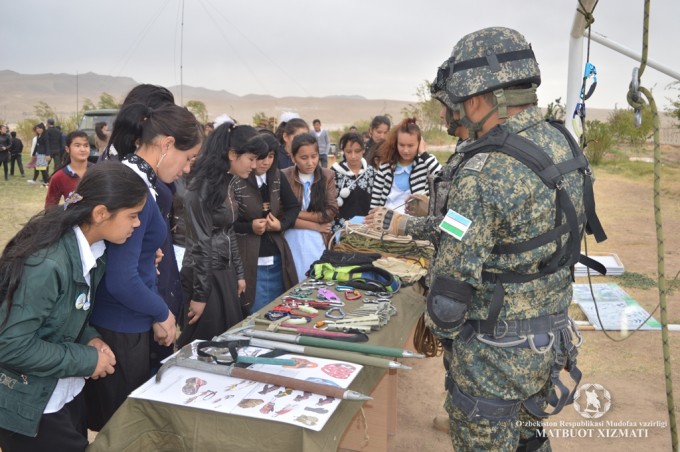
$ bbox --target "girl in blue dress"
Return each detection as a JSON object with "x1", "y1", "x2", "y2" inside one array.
[{"x1": 282, "y1": 133, "x2": 338, "y2": 282}]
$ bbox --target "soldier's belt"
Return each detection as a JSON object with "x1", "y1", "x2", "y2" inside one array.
[{"x1": 464, "y1": 310, "x2": 571, "y2": 339}]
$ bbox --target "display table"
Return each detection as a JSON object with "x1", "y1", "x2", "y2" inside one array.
[{"x1": 88, "y1": 285, "x2": 425, "y2": 452}]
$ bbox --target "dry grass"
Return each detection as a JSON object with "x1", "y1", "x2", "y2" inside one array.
[{"x1": 0, "y1": 162, "x2": 49, "y2": 247}]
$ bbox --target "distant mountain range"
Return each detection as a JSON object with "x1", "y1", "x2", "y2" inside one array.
[
  {"x1": 2, "y1": 70, "x2": 675, "y2": 134},
  {"x1": 0, "y1": 70, "x2": 411, "y2": 128}
]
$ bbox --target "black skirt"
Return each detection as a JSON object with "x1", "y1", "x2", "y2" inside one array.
[{"x1": 177, "y1": 265, "x2": 244, "y2": 347}]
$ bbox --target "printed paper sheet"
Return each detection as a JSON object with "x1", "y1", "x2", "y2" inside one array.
[{"x1": 130, "y1": 342, "x2": 363, "y2": 431}]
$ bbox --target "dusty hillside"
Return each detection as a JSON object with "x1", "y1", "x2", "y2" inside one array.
[
  {"x1": 0, "y1": 70, "x2": 411, "y2": 128},
  {"x1": 2, "y1": 70, "x2": 677, "y2": 133}
]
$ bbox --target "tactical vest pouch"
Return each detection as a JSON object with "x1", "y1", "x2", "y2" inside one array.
[
  {"x1": 429, "y1": 173, "x2": 452, "y2": 217},
  {"x1": 426, "y1": 275, "x2": 474, "y2": 331}
]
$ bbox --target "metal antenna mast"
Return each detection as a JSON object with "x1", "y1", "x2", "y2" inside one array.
[{"x1": 180, "y1": 0, "x2": 185, "y2": 105}]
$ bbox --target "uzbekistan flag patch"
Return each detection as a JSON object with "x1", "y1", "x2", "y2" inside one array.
[{"x1": 439, "y1": 209, "x2": 472, "y2": 241}]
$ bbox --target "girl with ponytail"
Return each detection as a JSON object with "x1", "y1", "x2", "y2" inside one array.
[
  {"x1": 84, "y1": 99, "x2": 202, "y2": 431},
  {"x1": 178, "y1": 122, "x2": 268, "y2": 346}
]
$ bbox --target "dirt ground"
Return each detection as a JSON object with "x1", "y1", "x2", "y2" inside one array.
[
  {"x1": 390, "y1": 153, "x2": 680, "y2": 451},
  {"x1": 4, "y1": 152, "x2": 679, "y2": 451}
]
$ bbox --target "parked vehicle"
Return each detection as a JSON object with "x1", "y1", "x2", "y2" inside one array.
[{"x1": 77, "y1": 109, "x2": 117, "y2": 163}]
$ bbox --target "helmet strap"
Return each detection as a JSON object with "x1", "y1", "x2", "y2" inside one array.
[
  {"x1": 445, "y1": 107, "x2": 464, "y2": 137},
  {"x1": 493, "y1": 89, "x2": 508, "y2": 119},
  {"x1": 460, "y1": 102, "x2": 497, "y2": 140}
]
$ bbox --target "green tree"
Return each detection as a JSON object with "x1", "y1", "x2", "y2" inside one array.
[
  {"x1": 32, "y1": 101, "x2": 82, "y2": 132},
  {"x1": 33, "y1": 101, "x2": 57, "y2": 123},
  {"x1": 668, "y1": 82, "x2": 680, "y2": 128},
  {"x1": 329, "y1": 119, "x2": 373, "y2": 148},
  {"x1": 400, "y1": 81, "x2": 442, "y2": 134},
  {"x1": 60, "y1": 113, "x2": 80, "y2": 134},
  {"x1": 252, "y1": 112, "x2": 268, "y2": 128},
  {"x1": 584, "y1": 120, "x2": 614, "y2": 165},
  {"x1": 81, "y1": 98, "x2": 96, "y2": 112},
  {"x1": 607, "y1": 106, "x2": 654, "y2": 146},
  {"x1": 186, "y1": 100, "x2": 208, "y2": 124},
  {"x1": 544, "y1": 97, "x2": 566, "y2": 121},
  {"x1": 16, "y1": 118, "x2": 39, "y2": 144},
  {"x1": 349, "y1": 119, "x2": 371, "y2": 135},
  {"x1": 98, "y1": 92, "x2": 119, "y2": 109}
]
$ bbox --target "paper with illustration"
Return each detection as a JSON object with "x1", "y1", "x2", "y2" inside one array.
[{"x1": 130, "y1": 342, "x2": 363, "y2": 431}]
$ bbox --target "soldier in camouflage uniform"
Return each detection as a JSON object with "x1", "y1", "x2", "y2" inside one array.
[{"x1": 371, "y1": 27, "x2": 607, "y2": 451}]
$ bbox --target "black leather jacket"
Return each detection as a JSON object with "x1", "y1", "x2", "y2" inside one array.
[
  {"x1": 0, "y1": 133, "x2": 11, "y2": 152},
  {"x1": 171, "y1": 176, "x2": 188, "y2": 247},
  {"x1": 183, "y1": 175, "x2": 244, "y2": 302}
]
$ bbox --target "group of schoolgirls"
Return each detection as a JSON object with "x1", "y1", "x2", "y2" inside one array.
[{"x1": 0, "y1": 82, "x2": 442, "y2": 451}]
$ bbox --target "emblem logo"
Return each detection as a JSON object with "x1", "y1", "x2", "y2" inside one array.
[
  {"x1": 75, "y1": 293, "x2": 87, "y2": 310},
  {"x1": 573, "y1": 383, "x2": 612, "y2": 419},
  {"x1": 463, "y1": 153, "x2": 489, "y2": 172}
]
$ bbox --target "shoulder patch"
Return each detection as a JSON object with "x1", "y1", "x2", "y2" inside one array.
[{"x1": 463, "y1": 153, "x2": 489, "y2": 172}]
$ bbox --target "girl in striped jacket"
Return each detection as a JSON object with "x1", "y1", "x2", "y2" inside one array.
[{"x1": 370, "y1": 118, "x2": 442, "y2": 213}]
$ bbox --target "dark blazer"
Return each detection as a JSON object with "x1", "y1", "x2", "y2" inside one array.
[
  {"x1": 45, "y1": 126, "x2": 62, "y2": 155},
  {"x1": 233, "y1": 170, "x2": 300, "y2": 306}
]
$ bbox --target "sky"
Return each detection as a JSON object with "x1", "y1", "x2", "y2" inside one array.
[{"x1": 1, "y1": 0, "x2": 678, "y2": 111}]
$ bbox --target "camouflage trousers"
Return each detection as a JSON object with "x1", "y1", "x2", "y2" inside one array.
[{"x1": 442, "y1": 338, "x2": 555, "y2": 451}]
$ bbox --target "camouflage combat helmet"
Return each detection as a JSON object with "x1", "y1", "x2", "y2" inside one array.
[
  {"x1": 431, "y1": 59, "x2": 458, "y2": 111},
  {"x1": 445, "y1": 27, "x2": 540, "y2": 103},
  {"x1": 431, "y1": 59, "x2": 465, "y2": 137},
  {"x1": 432, "y1": 27, "x2": 540, "y2": 138}
]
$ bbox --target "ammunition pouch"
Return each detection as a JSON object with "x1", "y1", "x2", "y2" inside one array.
[{"x1": 426, "y1": 275, "x2": 473, "y2": 331}]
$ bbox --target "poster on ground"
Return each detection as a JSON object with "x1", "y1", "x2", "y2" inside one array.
[{"x1": 572, "y1": 283, "x2": 661, "y2": 331}]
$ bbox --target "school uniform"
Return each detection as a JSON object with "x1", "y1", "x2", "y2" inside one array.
[
  {"x1": 276, "y1": 144, "x2": 294, "y2": 170},
  {"x1": 282, "y1": 166, "x2": 338, "y2": 282},
  {"x1": 0, "y1": 228, "x2": 106, "y2": 451},
  {"x1": 331, "y1": 158, "x2": 375, "y2": 231},
  {"x1": 233, "y1": 169, "x2": 300, "y2": 312},
  {"x1": 44, "y1": 164, "x2": 91, "y2": 209},
  {"x1": 84, "y1": 155, "x2": 168, "y2": 431},
  {"x1": 178, "y1": 173, "x2": 245, "y2": 347}
]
